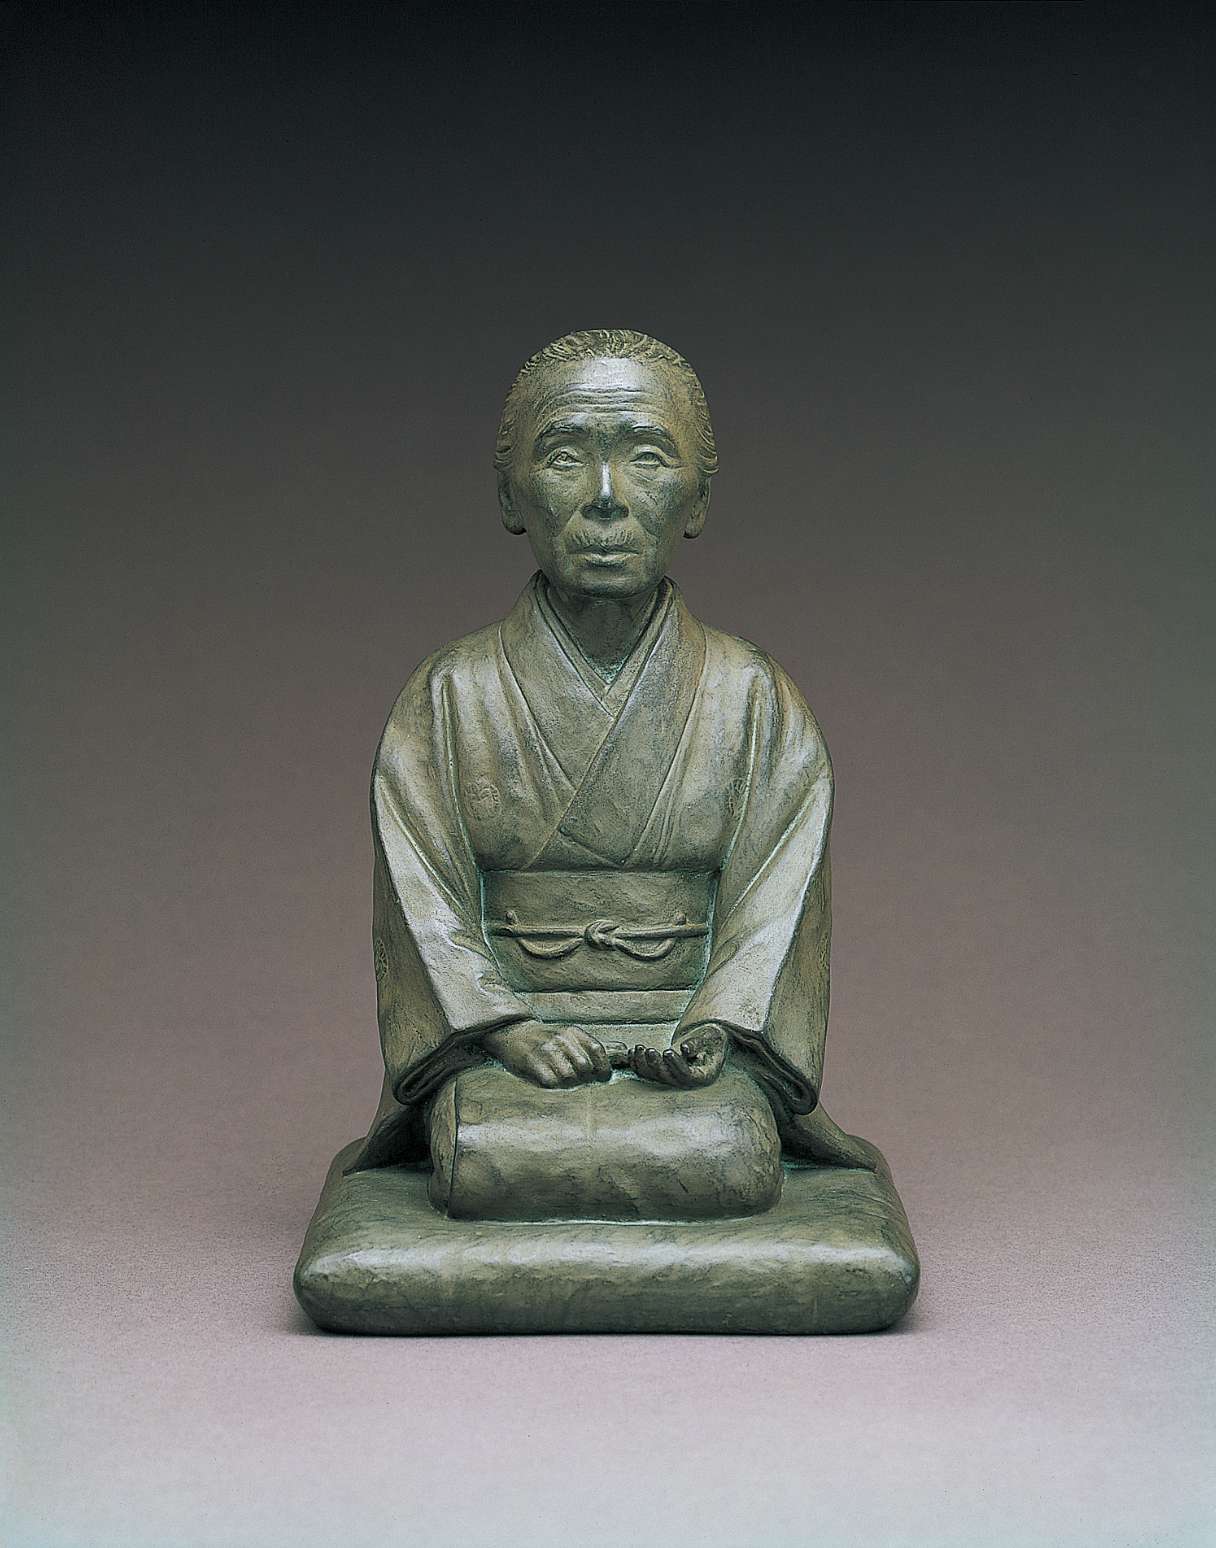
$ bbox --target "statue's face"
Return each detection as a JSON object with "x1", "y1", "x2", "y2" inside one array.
[{"x1": 499, "y1": 357, "x2": 709, "y2": 600}]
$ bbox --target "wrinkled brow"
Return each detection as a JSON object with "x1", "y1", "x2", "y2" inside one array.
[
  {"x1": 626, "y1": 423, "x2": 681, "y2": 452},
  {"x1": 532, "y1": 419, "x2": 681, "y2": 452},
  {"x1": 533, "y1": 420, "x2": 588, "y2": 445}
]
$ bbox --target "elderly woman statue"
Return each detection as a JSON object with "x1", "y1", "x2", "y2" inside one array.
[{"x1": 295, "y1": 331, "x2": 917, "y2": 1335}]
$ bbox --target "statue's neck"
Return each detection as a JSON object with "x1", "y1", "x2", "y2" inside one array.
[{"x1": 543, "y1": 580, "x2": 660, "y2": 681}]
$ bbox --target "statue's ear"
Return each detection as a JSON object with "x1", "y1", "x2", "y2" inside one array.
[
  {"x1": 498, "y1": 472, "x2": 526, "y2": 535},
  {"x1": 684, "y1": 480, "x2": 710, "y2": 540}
]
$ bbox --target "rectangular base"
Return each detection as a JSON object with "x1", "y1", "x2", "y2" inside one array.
[{"x1": 295, "y1": 1143, "x2": 919, "y2": 1335}]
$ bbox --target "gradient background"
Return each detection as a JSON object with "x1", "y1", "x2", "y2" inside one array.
[{"x1": 4, "y1": 4, "x2": 1214, "y2": 1545}]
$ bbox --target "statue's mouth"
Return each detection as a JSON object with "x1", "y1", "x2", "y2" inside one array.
[{"x1": 568, "y1": 532, "x2": 641, "y2": 556}]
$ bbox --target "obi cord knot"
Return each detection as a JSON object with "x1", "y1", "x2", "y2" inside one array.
[{"x1": 491, "y1": 910, "x2": 709, "y2": 961}]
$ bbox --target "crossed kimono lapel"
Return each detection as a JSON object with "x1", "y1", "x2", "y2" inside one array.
[{"x1": 499, "y1": 573, "x2": 706, "y2": 866}]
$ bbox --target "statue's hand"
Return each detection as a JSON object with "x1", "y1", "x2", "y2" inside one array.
[
  {"x1": 631, "y1": 1024, "x2": 729, "y2": 1089},
  {"x1": 482, "y1": 1020, "x2": 612, "y2": 1087}
]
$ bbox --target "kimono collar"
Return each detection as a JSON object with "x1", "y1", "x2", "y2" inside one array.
[
  {"x1": 534, "y1": 575, "x2": 672, "y2": 708},
  {"x1": 499, "y1": 572, "x2": 706, "y2": 866}
]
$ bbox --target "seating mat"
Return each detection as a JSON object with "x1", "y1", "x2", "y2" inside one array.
[{"x1": 294, "y1": 1145, "x2": 920, "y2": 1335}]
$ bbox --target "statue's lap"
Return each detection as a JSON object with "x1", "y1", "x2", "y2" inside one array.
[{"x1": 427, "y1": 1062, "x2": 783, "y2": 1221}]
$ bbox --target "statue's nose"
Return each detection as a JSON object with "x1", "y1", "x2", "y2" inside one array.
[{"x1": 583, "y1": 462, "x2": 626, "y2": 519}]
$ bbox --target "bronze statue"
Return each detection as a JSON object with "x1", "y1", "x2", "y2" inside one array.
[{"x1": 295, "y1": 331, "x2": 918, "y2": 1333}]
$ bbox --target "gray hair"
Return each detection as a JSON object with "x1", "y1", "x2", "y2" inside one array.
[{"x1": 494, "y1": 329, "x2": 718, "y2": 482}]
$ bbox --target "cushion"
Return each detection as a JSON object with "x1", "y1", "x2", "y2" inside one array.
[
  {"x1": 426, "y1": 1065, "x2": 783, "y2": 1221},
  {"x1": 293, "y1": 1146, "x2": 920, "y2": 1335}
]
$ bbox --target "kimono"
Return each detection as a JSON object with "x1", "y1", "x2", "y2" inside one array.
[{"x1": 349, "y1": 574, "x2": 880, "y2": 1174}]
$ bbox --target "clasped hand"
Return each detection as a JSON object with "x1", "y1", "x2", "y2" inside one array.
[{"x1": 482, "y1": 1020, "x2": 728, "y2": 1090}]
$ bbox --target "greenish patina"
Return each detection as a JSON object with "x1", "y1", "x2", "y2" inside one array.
[{"x1": 295, "y1": 330, "x2": 919, "y2": 1334}]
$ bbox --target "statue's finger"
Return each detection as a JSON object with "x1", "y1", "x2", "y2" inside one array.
[
  {"x1": 682, "y1": 1028, "x2": 726, "y2": 1066},
  {"x1": 634, "y1": 1045, "x2": 662, "y2": 1083},
  {"x1": 587, "y1": 1039, "x2": 613, "y2": 1081},
  {"x1": 646, "y1": 1047, "x2": 678, "y2": 1087},
  {"x1": 572, "y1": 1026, "x2": 611, "y2": 1069},
  {"x1": 694, "y1": 1042, "x2": 727, "y2": 1084},
  {"x1": 554, "y1": 1031, "x2": 594, "y2": 1078},
  {"x1": 547, "y1": 1050, "x2": 578, "y2": 1085},
  {"x1": 663, "y1": 1049, "x2": 693, "y2": 1087},
  {"x1": 636, "y1": 1045, "x2": 671, "y2": 1085}
]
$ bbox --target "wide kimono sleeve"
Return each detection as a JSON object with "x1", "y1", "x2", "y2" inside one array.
[
  {"x1": 676, "y1": 659, "x2": 834, "y2": 1117},
  {"x1": 368, "y1": 657, "x2": 535, "y2": 1112}
]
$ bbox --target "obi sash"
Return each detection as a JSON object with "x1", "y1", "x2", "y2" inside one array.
[{"x1": 482, "y1": 869, "x2": 716, "y2": 1025}]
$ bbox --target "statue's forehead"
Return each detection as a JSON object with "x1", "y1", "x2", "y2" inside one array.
[{"x1": 523, "y1": 357, "x2": 687, "y2": 425}]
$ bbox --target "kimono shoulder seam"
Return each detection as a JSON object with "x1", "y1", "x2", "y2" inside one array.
[
  {"x1": 438, "y1": 674, "x2": 480, "y2": 873},
  {"x1": 372, "y1": 776, "x2": 468, "y2": 919},
  {"x1": 717, "y1": 780, "x2": 831, "y2": 927},
  {"x1": 717, "y1": 675, "x2": 765, "y2": 877},
  {"x1": 383, "y1": 623, "x2": 507, "y2": 720}
]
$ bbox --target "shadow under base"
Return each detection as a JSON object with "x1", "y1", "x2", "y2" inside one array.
[{"x1": 294, "y1": 1143, "x2": 919, "y2": 1335}]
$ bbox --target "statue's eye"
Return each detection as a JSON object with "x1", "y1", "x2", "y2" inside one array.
[
  {"x1": 546, "y1": 449, "x2": 582, "y2": 468},
  {"x1": 631, "y1": 450, "x2": 669, "y2": 467}
]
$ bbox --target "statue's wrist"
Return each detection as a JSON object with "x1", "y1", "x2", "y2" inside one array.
[
  {"x1": 481, "y1": 1019, "x2": 534, "y2": 1057},
  {"x1": 672, "y1": 1019, "x2": 731, "y2": 1046},
  {"x1": 481, "y1": 1025, "x2": 510, "y2": 1057}
]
